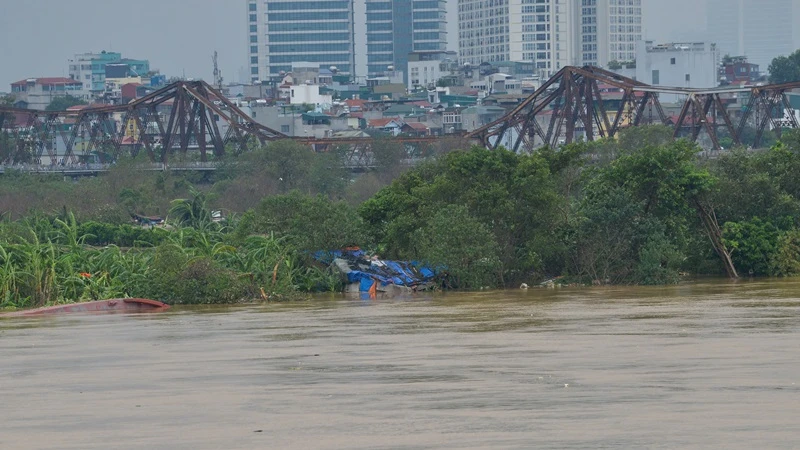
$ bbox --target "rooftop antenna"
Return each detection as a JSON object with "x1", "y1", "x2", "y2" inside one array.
[{"x1": 213, "y1": 51, "x2": 224, "y2": 90}]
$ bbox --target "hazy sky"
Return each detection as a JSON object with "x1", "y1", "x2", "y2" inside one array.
[
  {"x1": 644, "y1": 0, "x2": 708, "y2": 42},
  {"x1": 1, "y1": 0, "x2": 797, "y2": 92},
  {"x1": 0, "y1": 0, "x2": 247, "y2": 90}
]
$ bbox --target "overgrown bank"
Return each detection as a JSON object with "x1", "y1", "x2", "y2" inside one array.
[{"x1": 3, "y1": 127, "x2": 800, "y2": 308}]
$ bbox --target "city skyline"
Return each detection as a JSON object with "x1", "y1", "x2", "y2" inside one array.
[{"x1": 1, "y1": 0, "x2": 799, "y2": 91}]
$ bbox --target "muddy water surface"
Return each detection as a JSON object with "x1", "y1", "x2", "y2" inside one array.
[{"x1": 2, "y1": 279, "x2": 800, "y2": 449}]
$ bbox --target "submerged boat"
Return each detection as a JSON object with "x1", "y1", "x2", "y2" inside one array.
[{"x1": 1, "y1": 298, "x2": 170, "y2": 317}]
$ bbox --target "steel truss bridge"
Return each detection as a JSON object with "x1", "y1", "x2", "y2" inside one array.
[
  {"x1": 467, "y1": 66, "x2": 800, "y2": 152},
  {"x1": 1, "y1": 67, "x2": 799, "y2": 172}
]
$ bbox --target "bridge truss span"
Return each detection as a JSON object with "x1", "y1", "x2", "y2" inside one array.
[
  {"x1": 467, "y1": 66, "x2": 800, "y2": 152},
  {"x1": 0, "y1": 80, "x2": 285, "y2": 165}
]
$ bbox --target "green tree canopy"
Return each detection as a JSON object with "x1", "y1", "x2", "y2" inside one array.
[
  {"x1": 45, "y1": 95, "x2": 87, "y2": 112},
  {"x1": 768, "y1": 49, "x2": 800, "y2": 84},
  {"x1": 360, "y1": 146, "x2": 564, "y2": 285},
  {"x1": 235, "y1": 190, "x2": 369, "y2": 252}
]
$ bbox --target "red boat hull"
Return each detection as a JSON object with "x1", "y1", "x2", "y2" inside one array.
[{"x1": 1, "y1": 298, "x2": 170, "y2": 317}]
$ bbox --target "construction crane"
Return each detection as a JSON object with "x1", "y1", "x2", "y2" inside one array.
[{"x1": 212, "y1": 51, "x2": 224, "y2": 90}]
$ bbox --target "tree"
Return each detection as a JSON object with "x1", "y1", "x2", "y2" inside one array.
[
  {"x1": 241, "y1": 191, "x2": 369, "y2": 252},
  {"x1": 0, "y1": 95, "x2": 19, "y2": 163},
  {"x1": 414, "y1": 205, "x2": 501, "y2": 289},
  {"x1": 370, "y1": 137, "x2": 407, "y2": 179},
  {"x1": 570, "y1": 185, "x2": 646, "y2": 283},
  {"x1": 768, "y1": 49, "x2": 800, "y2": 84},
  {"x1": 722, "y1": 54, "x2": 733, "y2": 65},
  {"x1": 45, "y1": 95, "x2": 87, "y2": 112},
  {"x1": 589, "y1": 139, "x2": 738, "y2": 279},
  {"x1": 360, "y1": 146, "x2": 563, "y2": 284},
  {"x1": 436, "y1": 77, "x2": 454, "y2": 87},
  {"x1": 257, "y1": 140, "x2": 314, "y2": 193},
  {"x1": 307, "y1": 146, "x2": 349, "y2": 198},
  {"x1": 722, "y1": 218, "x2": 779, "y2": 276}
]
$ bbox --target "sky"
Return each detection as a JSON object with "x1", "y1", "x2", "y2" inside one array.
[
  {"x1": 643, "y1": 0, "x2": 708, "y2": 42},
  {"x1": 0, "y1": 0, "x2": 247, "y2": 90},
  {"x1": 1, "y1": 0, "x2": 798, "y2": 92}
]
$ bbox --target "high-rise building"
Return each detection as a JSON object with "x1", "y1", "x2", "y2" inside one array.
[
  {"x1": 247, "y1": 0, "x2": 356, "y2": 83},
  {"x1": 363, "y1": 0, "x2": 448, "y2": 80},
  {"x1": 707, "y1": 0, "x2": 794, "y2": 70},
  {"x1": 580, "y1": 0, "x2": 642, "y2": 66},
  {"x1": 458, "y1": 0, "x2": 512, "y2": 66},
  {"x1": 458, "y1": 0, "x2": 641, "y2": 77},
  {"x1": 247, "y1": 0, "x2": 447, "y2": 84}
]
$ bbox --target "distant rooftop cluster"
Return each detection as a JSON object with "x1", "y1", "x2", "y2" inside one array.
[{"x1": 7, "y1": 50, "x2": 164, "y2": 111}]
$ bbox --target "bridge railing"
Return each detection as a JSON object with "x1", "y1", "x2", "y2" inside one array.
[{"x1": 0, "y1": 161, "x2": 220, "y2": 174}]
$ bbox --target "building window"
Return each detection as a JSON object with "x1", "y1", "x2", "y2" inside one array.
[
  {"x1": 670, "y1": 57, "x2": 676, "y2": 65},
  {"x1": 249, "y1": 3, "x2": 257, "y2": 11},
  {"x1": 250, "y1": 14, "x2": 257, "y2": 22},
  {"x1": 685, "y1": 73, "x2": 690, "y2": 82},
  {"x1": 250, "y1": 25, "x2": 257, "y2": 33},
  {"x1": 251, "y1": 46, "x2": 258, "y2": 54},
  {"x1": 251, "y1": 57, "x2": 258, "y2": 64},
  {"x1": 652, "y1": 69, "x2": 660, "y2": 85},
  {"x1": 251, "y1": 67, "x2": 259, "y2": 75},
  {"x1": 281, "y1": 125, "x2": 290, "y2": 133}
]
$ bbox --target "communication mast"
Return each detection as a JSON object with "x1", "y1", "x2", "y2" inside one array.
[{"x1": 212, "y1": 51, "x2": 224, "y2": 90}]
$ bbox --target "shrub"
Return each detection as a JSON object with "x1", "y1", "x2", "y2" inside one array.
[
  {"x1": 171, "y1": 258, "x2": 252, "y2": 304},
  {"x1": 769, "y1": 229, "x2": 800, "y2": 276}
]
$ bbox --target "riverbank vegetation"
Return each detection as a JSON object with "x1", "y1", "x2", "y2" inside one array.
[{"x1": 3, "y1": 127, "x2": 800, "y2": 307}]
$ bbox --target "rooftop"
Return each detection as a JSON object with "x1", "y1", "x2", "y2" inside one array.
[
  {"x1": 644, "y1": 41, "x2": 716, "y2": 52},
  {"x1": 11, "y1": 77, "x2": 83, "y2": 86},
  {"x1": 368, "y1": 118, "x2": 403, "y2": 128}
]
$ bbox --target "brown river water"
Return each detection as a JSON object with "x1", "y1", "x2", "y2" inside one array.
[{"x1": 1, "y1": 279, "x2": 800, "y2": 449}]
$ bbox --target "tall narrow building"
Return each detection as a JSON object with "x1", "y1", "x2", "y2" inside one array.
[
  {"x1": 579, "y1": 0, "x2": 643, "y2": 67},
  {"x1": 458, "y1": 0, "x2": 512, "y2": 66},
  {"x1": 364, "y1": 1, "x2": 448, "y2": 80}
]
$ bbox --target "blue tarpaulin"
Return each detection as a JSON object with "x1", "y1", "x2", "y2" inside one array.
[{"x1": 316, "y1": 249, "x2": 437, "y2": 292}]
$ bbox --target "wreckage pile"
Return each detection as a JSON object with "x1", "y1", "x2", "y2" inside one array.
[{"x1": 317, "y1": 248, "x2": 437, "y2": 296}]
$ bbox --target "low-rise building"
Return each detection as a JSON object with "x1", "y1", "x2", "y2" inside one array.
[
  {"x1": 407, "y1": 50, "x2": 458, "y2": 92},
  {"x1": 636, "y1": 41, "x2": 720, "y2": 102},
  {"x1": 720, "y1": 56, "x2": 762, "y2": 85},
  {"x1": 367, "y1": 118, "x2": 404, "y2": 136},
  {"x1": 10, "y1": 77, "x2": 86, "y2": 110},
  {"x1": 68, "y1": 51, "x2": 151, "y2": 96},
  {"x1": 290, "y1": 83, "x2": 333, "y2": 107},
  {"x1": 461, "y1": 105, "x2": 507, "y2": 132}
]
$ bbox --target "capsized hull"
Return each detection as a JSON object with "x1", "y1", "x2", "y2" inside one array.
[{"x1": 1, "y1": 298, "x2": 170, "y2": 317}]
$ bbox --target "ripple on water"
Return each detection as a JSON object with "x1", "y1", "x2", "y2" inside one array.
[{"x1": 1, "y1": 279, "x2": 800, "y2": 449}]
